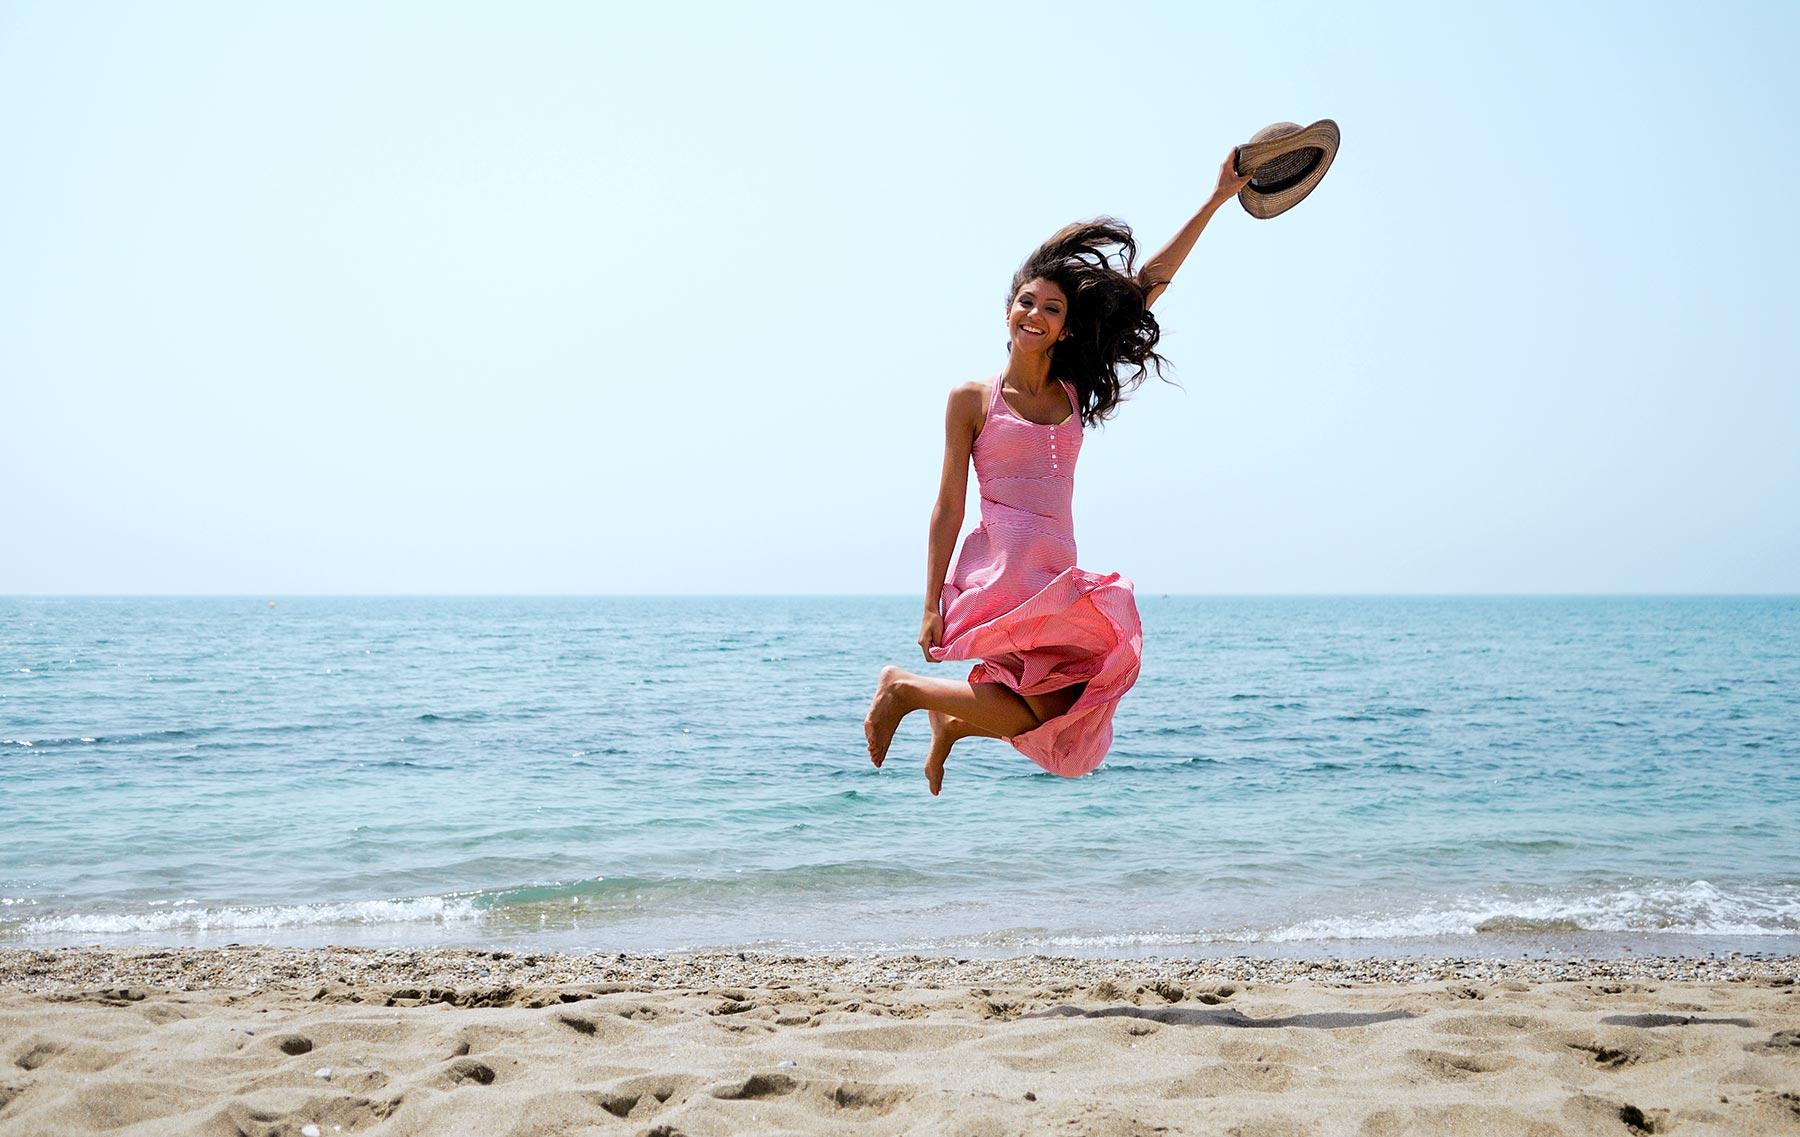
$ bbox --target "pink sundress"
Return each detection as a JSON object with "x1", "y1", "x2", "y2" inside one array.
[{"x1": 925, "y1": 372, "x2": 1143, "y2": 777}]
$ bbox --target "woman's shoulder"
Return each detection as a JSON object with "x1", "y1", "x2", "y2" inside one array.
[
  {"x1": 945, "y1": 376, "x2": 994, "y2": 414},
  {"x1": 944, "y1": 377, "x2": 992, "y2": 443}
]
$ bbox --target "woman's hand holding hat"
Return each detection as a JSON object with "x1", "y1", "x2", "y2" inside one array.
[{"x1": 1210, "y1": 146, "x2": 1254, "y2": 209}]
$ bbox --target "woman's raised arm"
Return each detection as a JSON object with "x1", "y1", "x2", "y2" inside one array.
[{"x1": 1138, "y1": 147, "x2": 1254, "y2": 311}]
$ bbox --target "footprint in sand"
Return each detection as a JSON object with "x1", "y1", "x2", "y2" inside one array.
[
  {"x1": 10, "y1": 1037, "x2": 114, "y2": 1074},
  {"x1": 13, "y1": 1042, "x2": 61, "y2": 1071},
  {"x1": 272, "y1": 1034, "x2": 313, "y2": 1055},
  {"x1": 1558, "y1": 1028, "x2": 1679, "y2": 1070},
  {"x1": 614, "y1": 1003, "x2": 662, "y2": 1021},
  {"x1": 706, "y1": 1073, "x2": 908, "y2": 1118},
  {"x1": 1404, "y1": 1048, "x2": 1515, "y2": 1080},
  {"x1": 1560, "y1": 1093, "x2": 1672, "y2": 1135},
  {"x1": 1568, "y1": 1041, "x2": 1635, "y2": 1068},
  {"x1": 586, "y1": 1073, "x2": 696, "y2": 1120},
  {"x1": 592, "y1": 1087, "x2": 670, "y2": 1119},
  {"x1": 823, "y1": 1081, "x2": 910, "y2": 1117},
  {"x1": 137, "y1": 1002, "x2": 190, "y2": 1026},
  {"x1": 50, "y1": 988, "x2": 146, "y2": 1007},
  {"x1": 710, "y1": 1073, "x2": 798, "y2": 1100},
  {"x1": 218, "y1": 1094, "x2": 403, "y2": 1137},
  {"x1": 980, "y1": 999, "x2": 1023, "y2": 1020},
  {"x1": 216, "y1": 1102, "x2": 283, "y2": 1137},
  {"x1": 442, "y1": 1057, "x2": 496, "y2": 1087}
]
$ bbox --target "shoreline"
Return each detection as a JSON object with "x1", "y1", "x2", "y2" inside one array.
[
  {"x1": 7, "y1": 926, "x2": 1796, "y2": 964},
  {"x1": 4, "y1": 944, "x2": 1796, "y2": 994}
]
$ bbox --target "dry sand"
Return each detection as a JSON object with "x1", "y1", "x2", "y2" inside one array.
[{"x1": 1, "y1": 947, "x2": 1797, "y2": 1136}]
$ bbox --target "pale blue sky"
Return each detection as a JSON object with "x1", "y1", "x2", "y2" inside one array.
[{"x1": 4, "y1": 1, "x2": 1796, "y2": 594}]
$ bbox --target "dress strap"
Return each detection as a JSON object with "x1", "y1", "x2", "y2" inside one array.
[
  {"x1": 989, "y1": 372, "x2": 1006, "y2": 412},
  {"x1": 1058, "y1": 380, "x2": 1079, "y2": 423}
]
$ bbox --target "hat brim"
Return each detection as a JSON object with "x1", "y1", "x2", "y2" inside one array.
[{"x1": 1236, "y1": 119, "x2": 1339, "y2": 220}]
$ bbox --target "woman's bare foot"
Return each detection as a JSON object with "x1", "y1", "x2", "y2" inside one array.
[
  {"x1": 863, "y1": 665, "x2": 912, "y2": 768},
  {"x1": 924, "y1": 709, "x2": 954, "y2": 795}
]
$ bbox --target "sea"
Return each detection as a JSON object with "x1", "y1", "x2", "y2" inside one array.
[{"x1": 2, "y1": 596, "x2": 1796, "y2": 960}]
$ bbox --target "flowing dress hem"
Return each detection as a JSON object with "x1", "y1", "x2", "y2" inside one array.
[{"x1": 926, "y1": 565, "x2": 1142, "y2": 777}]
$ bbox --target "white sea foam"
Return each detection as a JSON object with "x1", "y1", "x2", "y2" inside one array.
[
  {"x1": 1262, "y1": 879, "x2": 1800, "y2": 942},
  {"x1": 9, "y1": 878, "x2": 1797, "y2": 949},
  {"x1": 15, "y1": 895, "x2": 483, "y2": 937},
  {"x1": 772, "y1": 880, "x2": 1800, "y2": 956}
]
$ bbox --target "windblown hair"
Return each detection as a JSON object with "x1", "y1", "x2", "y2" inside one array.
[{"x1": 1010, "y1": 217, "x2": 1170, "y2": 426}]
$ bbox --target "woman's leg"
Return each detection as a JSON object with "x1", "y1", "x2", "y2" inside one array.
[
  {"x1": 864, "y1": 665, "x2": 1086, "y2": 767},
  {"x1": 923, "y1": 709, "x2": 996, "y2": 796}
]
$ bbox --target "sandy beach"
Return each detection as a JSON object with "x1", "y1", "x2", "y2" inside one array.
[{"x1": 0, "y1": 948, "x2": 1795, "y2": 1136}]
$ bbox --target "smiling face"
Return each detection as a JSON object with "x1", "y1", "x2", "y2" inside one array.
[{"x1": 1007, "y1": 277, "x2": 1070, "y2": 354}]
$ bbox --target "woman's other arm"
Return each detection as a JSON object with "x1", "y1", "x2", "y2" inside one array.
[
  {"x1": 1138, "y1": 147, "x2": 1254, "y2": 311},
  {"x1": 920, "y1": 383, "x2": 982, "y2": 657}
]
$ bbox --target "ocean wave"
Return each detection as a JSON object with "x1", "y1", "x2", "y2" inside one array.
[
  {"x1": 12, "y1": 894, "x2": 483, "y2": 936},
  {"x1": 4, "y1": 863, "x2": 943, "y2": 940},
  {"x1": 3, "y1": 729, "x2": 202, "y2": 750},
  {"x1": 1262, "y1": 880, "x2": 1800, "y2": 941},
  {"x1": 415, "y1": 711, "x2": 488, "y2": 723},
  {"x1": 755, "y1": 880, "x2": 1800, "y2": 955},
  {"x1": 473, "y1": 863, "x2": 938, "y2": 909}
]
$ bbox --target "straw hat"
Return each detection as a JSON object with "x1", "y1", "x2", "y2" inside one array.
[{"x1": 1235, "y1": 119, "x2": 1340, "y2": 219}]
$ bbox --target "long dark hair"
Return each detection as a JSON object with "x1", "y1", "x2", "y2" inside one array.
[{"x1": 1010, "y1": 217, "x2": 1169, "y2": 426}]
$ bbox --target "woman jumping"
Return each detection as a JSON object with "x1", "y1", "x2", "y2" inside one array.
[{"x1": 863, "y1": 148, "x2": 1254, "y2": 794}]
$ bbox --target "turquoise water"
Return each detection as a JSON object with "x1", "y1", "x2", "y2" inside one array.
[{"x1": 2, "y1": 596, "x2": 1797, "y2": 957}]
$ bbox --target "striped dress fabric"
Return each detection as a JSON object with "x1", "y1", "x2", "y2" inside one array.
[{"x1": 926, "y1": 372, "x2": 1143, "y2": 777}]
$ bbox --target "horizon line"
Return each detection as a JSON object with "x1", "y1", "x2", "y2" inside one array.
[{"x1": 4, "y1": 592, "x2": 1798, "y2": 601}]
